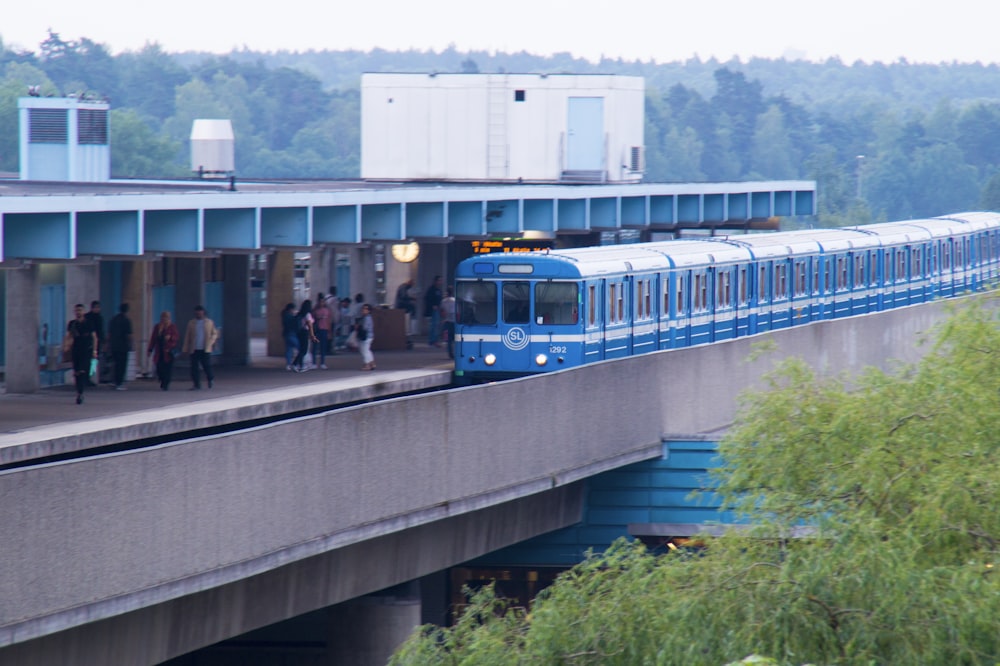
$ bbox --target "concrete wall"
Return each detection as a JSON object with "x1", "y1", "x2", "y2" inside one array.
[{"x1": 0, "y1": 298, "x2": 964, "y2": 662}]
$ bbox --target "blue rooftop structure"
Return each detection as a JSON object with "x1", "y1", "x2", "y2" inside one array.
[{"x1": 0, "y1": 179, "x2": 815, "y2": 262}]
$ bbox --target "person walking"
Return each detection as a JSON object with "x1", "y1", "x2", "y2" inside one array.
[
  {"x1": 293, "y1": 299, "x2": 318, "y2": 372},
  {"x1": 64, "y1": 303, "x2": 97, "y2": 404},
  {"x1": 357, "y1": 303, "x2": 376, "y2": 370},
  {"x1": 84, "y1": 300, "x2": 104, "y2": 386},
  {"x1": 147, "y1": 311, "x2": 180, "y2": 390},
  {"x1": 312, "y1": 294, "x2": 332, "y2": 369},
  {"x1": 108, "y1": 303, "x2": 134, "y2": 390},
  {"x1": 182, "y1": 305, "x2": 218, "y2": 390},
  {"x1": 440, "y1": 286, "x2": 456, "y2": 359},
  {"x1": 424, "y1": 275, "x2": 444, "y2": 347},
  {"x1": 281, "y1": 303, "x2": 300, "y2": 371}
]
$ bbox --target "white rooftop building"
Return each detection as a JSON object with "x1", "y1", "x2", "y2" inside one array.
[{"x1": 361, "y1": 73, "x2": 645, "y2": 183}]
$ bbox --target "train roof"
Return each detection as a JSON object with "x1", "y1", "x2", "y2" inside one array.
[
  {"x1": 457, "y1": 239, "x2": 754, "y2": 278},
  {"x1": 456, "y1": 213, "x2": 1000, "y2": 279}
]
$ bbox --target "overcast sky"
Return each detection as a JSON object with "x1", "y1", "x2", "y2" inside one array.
[{"x1": 4, "y1": 0, "x2": 1000, "y2": 65}]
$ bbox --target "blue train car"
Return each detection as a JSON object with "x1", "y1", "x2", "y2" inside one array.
[{"x1": 453, "y1": 212, "x2": 1000, "y2": 383}]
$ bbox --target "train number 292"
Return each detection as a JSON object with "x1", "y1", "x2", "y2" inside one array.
[{"x1": 549, "y1": 345, "x2": 567, "y2": 353}]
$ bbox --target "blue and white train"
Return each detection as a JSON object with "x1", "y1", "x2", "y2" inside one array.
[{"x1": 452, "y1": 211, "x2": 1000, "y2": 382}]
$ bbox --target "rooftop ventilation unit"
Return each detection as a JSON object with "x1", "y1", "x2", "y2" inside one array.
[
  {"x1": 18, "y1": 96, "x2": 110, "y2": 182},
  {"x1": 190, "y1": 119, "x2": 235, "y2": 178}
]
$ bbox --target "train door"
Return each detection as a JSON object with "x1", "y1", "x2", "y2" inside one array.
[
  {"x1": 584, "y1": 280, "x2": 604, "y2": 364},
  {"x1": 605, "y1": 277, "x2": 629, "y2": 358},
  {"x1": 670, "y1": 271, "x2": 690, "y2": 348}
]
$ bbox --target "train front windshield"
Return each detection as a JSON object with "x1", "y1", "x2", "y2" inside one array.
[
  {"x1": 457, "y1": 281, "x2": 579, "y2": 326},
  {"x1": 457, "y1": 281, "x2": 497, "y2": 325}
]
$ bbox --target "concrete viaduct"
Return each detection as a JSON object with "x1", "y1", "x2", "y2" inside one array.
[{"x1": 0, "y1": 298, "x2": 960, "y2": 664}]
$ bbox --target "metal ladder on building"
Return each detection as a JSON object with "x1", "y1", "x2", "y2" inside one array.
[{"x1": 486, "y1": 77, "x2": 508, "y2": 180}]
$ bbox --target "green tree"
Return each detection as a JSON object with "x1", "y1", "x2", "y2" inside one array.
[
  {"x1": 0, "y1": 62, "x2": 57, "y2": 172},
  {"x1": 109, "y1": 108, "x2": 185, "y2": 178},
  {"x1": 391, "y1": 299, "x2": 1000, "y2": 665}
]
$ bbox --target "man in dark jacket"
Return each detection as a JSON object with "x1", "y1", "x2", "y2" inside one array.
[
  {"x1": 424, "y1": 275, "x2": 444, "y2": 347},
  {"x1": 108, "y1": 303, "x2": 134, "y2": 390}
]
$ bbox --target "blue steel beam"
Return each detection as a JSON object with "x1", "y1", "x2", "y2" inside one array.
[{"x1": 0, "y1": 181, "x2": 816, "y2": 263}]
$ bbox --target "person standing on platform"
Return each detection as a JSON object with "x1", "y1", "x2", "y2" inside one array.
[
  {"x1": 183, "y1": 305, "x2": 218, "y2": 390},
  {"x1": 424, "y1": 275, "x2": 444, "y2": 347},
  {"x1": 108, "y1": 303, "x2": 134, "y2": 390},
  {"x1": 64, "y1": 303, "x2": 97, "y2": 404},
  {"x1": 84, "y1": 300, "x2": 104, "y2": 386},
  {"x1": 293, "y1": 299, "x2": 318, "y2": 372},
  {"x1": 440, "y1": 286, "x2": 456, "y2": 359},
  {"x1": 395, "y1": 278, "x2": 417, "y2": 349},
  {"x1": 336, "y1": 298, "x2": 352, "y2": 350},
  {"x1": 357, "y1": 303, "x2": 376, "y2": 370},
  {"x1": 312, "y1": 294, "x2": 332, "y2": 369},
  {"x1": 148, "y1": 311, "x2": 180, "y2": 390},
  {"x1": 281, "y1": 303, "x2": 300, "y2": 371}
]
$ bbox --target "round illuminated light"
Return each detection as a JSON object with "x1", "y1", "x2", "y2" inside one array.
[
  {"x1": 391, "y1": 242, "x2": 420, "y2": 263},
  {"x1": 484, "y1": 353, "x2": 497, "y2": 366},
  {"x1": 535, "y1": 354, "x2": 548, "y2": 366}
]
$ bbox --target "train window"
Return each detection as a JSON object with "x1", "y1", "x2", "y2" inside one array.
[
  {"x1": 716, "y1": 271, "x2": 731, "y2": 309},
  {"x1": 503, "y1": 282, "x2": 531, "y2": 323},
  {"x1": 608, "y1": 282, "x2": 625, "y2": 322},
  {"x1": 674, "y1": 274, "x2": 686, "y2": 315},
  {"x1": 739, "y1": 266, "x2": 748, "y2": 304},
  {"x1": 535, "y1": 282, "x2": 578, "y2": 325},
  {"x1": 957, "y1": 240, "x2": 966, "y2": 267},
  {"x1": 794, "y1": 261, "x2": 807, "y2": 296},
  {"x1": 896, "y1": 251, "x2": 906, "y2": 281},
  {"x1": 855, "y1": 255, "x2": 866, "y2": 286},
  {"x1": 636, "y1": 280, "x2": 645, "y2": 319},
  {"x1": 912, "y1": 248, "x2": 921, "y2": 277},
  {"x1": 837, "y1": 256, "x2": 847, "y2": 290},
  {"x1": 456, "y1": 281, "x2": 497, "y2": 325},
  {"x1": 824, "y1": 260, "x2": 834, "y2": 293},
  {"x1": 774, "y1": 263, "x2": 788, "y2": 301},
  {"x1": 942, "y1": 243, "x2": 951, "y2": 270},
  {"x1": 609, "y1": 283, "x2": 617, "y2": 323},
  {"x1": 644, "y1": 279, "x2": 652, "y2": 318},
  {"x1": 588, "y1": 285, "x2": 596, "y2": 326},
  {"x1": 758, "y1": 265, "x2": 768, "y2": 302}
]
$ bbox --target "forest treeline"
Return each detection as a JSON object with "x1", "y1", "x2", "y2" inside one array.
[{"x1": 5, "y1": 31, "x2": 1000, "y2": 226}]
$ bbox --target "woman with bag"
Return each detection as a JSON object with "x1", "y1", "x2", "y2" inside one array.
[
  {"x1": 63, "y1": 303, "x2": 97, "y2": 404},
  {"x1": 147, "y1": 311, "x2": 180, "y2": 390},
  {"x1": 357, "y1": 303, "x2": 376, "y2": 371}
]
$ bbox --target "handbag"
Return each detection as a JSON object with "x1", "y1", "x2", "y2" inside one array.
[{"x1": 89, "y1": 357, "x2": 98, "y2": 376}]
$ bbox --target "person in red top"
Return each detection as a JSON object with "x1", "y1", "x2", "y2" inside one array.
[
  {"x1": 312, "y1": 294, "x2": 333, "y2": 369},
  {"x1": 147, "y1": 311, "x2": 180, "y2": 390}
]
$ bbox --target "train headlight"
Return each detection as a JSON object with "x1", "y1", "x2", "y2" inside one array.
[
  {"x1": 484, "y1": 353, "x2": 497, "y2": 366},
  {"x1": 535, "y1": 354, "x2": 548, "y2": 366}
]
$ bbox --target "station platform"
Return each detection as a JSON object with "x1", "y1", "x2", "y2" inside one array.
[{"x1": 0, "y1": 339, "x2": 454, "y2": 467}]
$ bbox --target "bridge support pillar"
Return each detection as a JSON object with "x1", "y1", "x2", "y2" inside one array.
[
  {"x1": 5, "y1": 265, "x2": 40, "y2": 393},
  {"x1": 326, "y1": 582, "x2": 421, "y2": 665},
  {"x1": 266, "y1": 251, "x2": 296, "y2": 357}
]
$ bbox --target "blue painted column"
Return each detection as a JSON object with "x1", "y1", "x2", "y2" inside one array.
[{"x1": 5, "y1": 265, "x2": 40, "y2": 393}]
